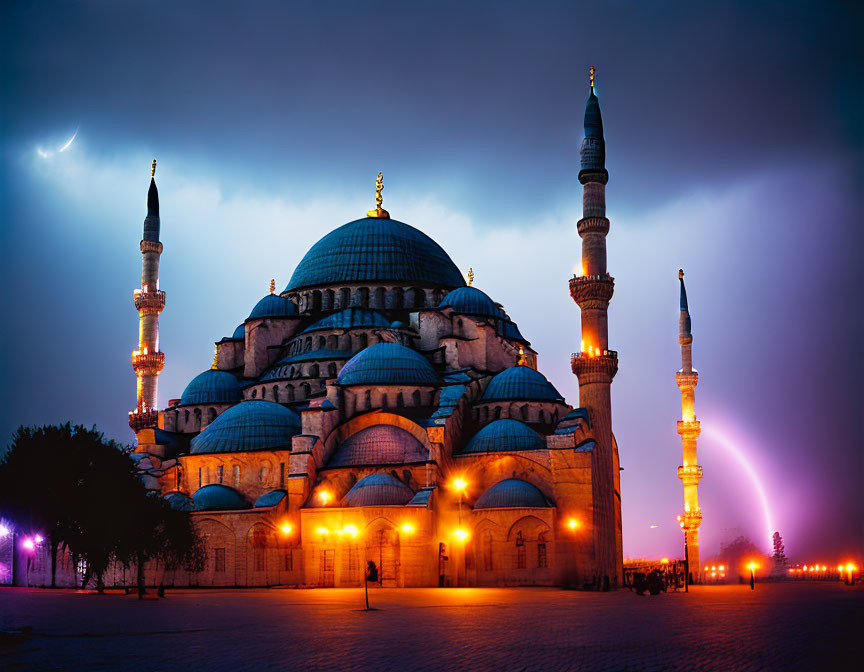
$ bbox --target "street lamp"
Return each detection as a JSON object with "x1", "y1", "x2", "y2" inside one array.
[
  {"x1": 677, "y1": 515, "x2": 689, "y2": 593},
  {"x1": 748, "y1": 561, "x2": 757, "y2": 590}
]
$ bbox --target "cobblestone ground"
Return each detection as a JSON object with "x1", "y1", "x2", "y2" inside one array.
[{"x1": 0, "y1": 583, "x2": 861, "y2": 671}]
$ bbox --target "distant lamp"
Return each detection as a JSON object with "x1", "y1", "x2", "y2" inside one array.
[
  {"x1": 660, "y1": 558, "x2": 669, "y2": 564},
  {"x1": 342, "y1": 525, "x2": 359, "y2": 538},
  {"x1": 451, "y1": 478, "x2": 467, "y2": 492},
  {"x1": 316, "y1": 527, "x2": 329, "y2": 535},
  {"x1": 34, "y1": 534, "x2": 43, "y2": 544},
  {"x1": 279, "y1": 523, "x2": 292, "y2": 535},
  {"x1": 401, "y1": 523, "x2": 415, "y2": 534},
  {"x1": 454, "y1": 528, "x2": 469, "y2": 542},
  {"x1": 318, "y1": 490, "x2": 332, "y2": 505},
  {"x1": 22, "y1": 538, "x2": 35, "y2": 551},
  {"x1": 567, "y1": 518, "x2": 579, "y2": 531}
]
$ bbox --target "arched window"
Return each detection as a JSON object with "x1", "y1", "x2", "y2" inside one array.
[
  {"x1": 520, "y1": 405, "x2": 529, "y2": 421},
  {"x1": 358, "y1": 287, "x2": 369, "y2": 307},
  {"x1": 286, "y1": 385, "x2": 295, "y2": 402},
  {"x1": 412, "y1": 390, "x2": 421, "y2": 406},
  {"x1": 373, "y1": 287, "x2": 385, "y2": 309},
  {"x1": 327, "y1": 334, "x2": 338, "y2": 349},
  {"x1": 357, "y1": 332, "x2": 368, "y2": 349},
  {"x1": 217, "y1": 464, "x2": 224, "y2": 484},
  {"x1": 233, "y1": 465, "x2": 241, "y2": 487},
  {"x1": 304, "y1": 337, "x2": 312, "y2": 351},
  {"x1": 515, "y1": 531, "x2": 526, "y2": 569},
  {"x1": 340, "y1": 287, "x2": 351, "y2": 309},
  {"x1": 301, "y1": 382, "x2": 311, "y2": 397},
  {"x1": 363, "y1": 389, "x2": 371, "y2": 409},
  {"x1": 272, "y1": 385, "x2": 279, "y2": 402},
  {"x1": 311, "y1": 290, "x2": 322, "y2": 312},
  {"x1": 194, "y1": 408, "x2": 202, "y2": 430},
  {"x1": 393, "y1": 287, "x2": 403, "y2": 309},
  {"x1": 324, "y1": 289, "x2": 335, "y2": 311},
  {"x1": 414, "y1": 288, "x2": 425, "y2": 308},
  {"x1": 251, "y1": 388, "x2": 257, "y2": 399},
  {"x1": 537, "y1": 532, "x2": 548, "y2": 568},
  {"x1": 396, "y1": 392, "x2": 404, "y2": 408},
  {"x1": 260, "y1": 464, "x2": 270, "y2": 484},
  {"x1": 327, "y1": 362, "x2": 337, "y2": 378},
  {"x1": 184, "y1": 409, "x2": 190, "y2": 425},
  {"x1": 494, "y1": 406, "x2": 502, "y2": 419},
  {"x1": 309, "y1": 363, "x2": 320, "y2": 378},
  {"x1": 207, "y1": 407, "x2": 217, "y2": 425},
  {"x1": 317, "y1": 336, "x2": 326, "y2": 350},
  {"x1": 251, "y1": 528, "x2": 268, "y2": 572}
]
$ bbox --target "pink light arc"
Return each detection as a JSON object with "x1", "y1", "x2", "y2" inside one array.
[{"x1": 704, "y1": 425, "x2": 775, "y2": 553}]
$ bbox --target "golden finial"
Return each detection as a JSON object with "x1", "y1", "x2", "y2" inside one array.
[
  {"x1": 269, "y1": 278, "x2": 276, "y2": 295},
  {"x1": 211, "y1": 349, "x2": 219, "y2": 370},
  {"x1": 589, "y1": 65, "x2": 595, "y2": 89},
  {"x1": 467, "y1": 267, "x2": 474, "y2": 287},
  {"x1": 366, "y1": 172, "x2": 390, "y2": 219},
  {"x1": 151, "y1": 158, "x2": 157, "y2": 178},
  {"x1": 517, "y1": 346, "x2": 525, "y2": 366},
  {"x1": 679, "y1": 269, "x2": 684, "y2": 280}
]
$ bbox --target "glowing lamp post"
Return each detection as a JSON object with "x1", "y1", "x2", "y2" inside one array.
[
  {"x1": 748, "y1": 561, "x2": 757, "y2": 590},
  {"x1": 845, "y1": 563, "x2": 856, "y2": 585},
  {"x1": 676, "y1": 515, "x2": 689, "y2": 593},
  {"x1": 450, "y1": 477, "x2": 469, "y2": 587}
]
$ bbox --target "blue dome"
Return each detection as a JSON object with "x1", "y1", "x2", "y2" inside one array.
[
  {"x1": 231, "y1": 324, "x2": 245, "y2": 339},
  {"x1": 481, "y1": 366, "x2": 564, "y2": 402},
  {"x1": 498, "y1": 320, "x2": 527, "y2": 343},
  {"x1": 337, "y1": 343, "x2": 437, "y2": 386},
  {"x1": 329, "y1": 425, "x2": 428, "y2": 467},
  {"x1": 164, "y1": 491, "x2": 195, "y2": 512},
  {"x1": 303, "y1": 309, "x2": 390, "y2": 333},
  {"x1": 438, "y1": 286, "x2": 504, "y2": 319},
  {"x1": 180, "y1": 369, "x2": 243, "y2": 406},
  {"x1": 254, "y1": 489, "x2": 287, "y2": 508},
  {"x1": 341, "y1": 473, "x2": 415, "y2": 507},
  {"x1": 248, "y1": 294, "x2": 298, "y2": 320},
  {"x1": 463, "y1": 419, "x2": 546, "y2": 454},
  {"x1": 192, "y1": 484, "x2": 251, "y2": 511},
  {"x1": 190, "y1": 400, "x2": 301, "y2": 454},
  {"x1": 285, "y1": 218, "x2": 466, "y2": 291},
  {"x1": 474, "y1": 479, "x2": 550, "y2": 509}
]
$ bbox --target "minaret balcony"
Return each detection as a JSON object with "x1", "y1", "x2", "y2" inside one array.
[
  {"x1": 675, "y1": 371, "x2": 699, "y2": 389},
  {"x1": 128, "y1": 408, "x2": 159, "y2": 431},
  {"x1": 681, "y1": 509, "x2": 703, "y2": 531},
  {"x1": 576, "y1": 216, "x2": 610, "y2": 236},
  {"x1": 132, "y1": 350, "x2": 165, "y2": 374},
  {"x1": 140, "y1": 239, "x2": 163, "y2": 254},
  {"x1": 677, "y1": 464, "x2": 703, "y2": 483},
  {"x1": 569, "y1": 274, "x2": 615, "y2": 309},
  {"x1": 571, "y1": 350, "x2": 618, "y2": 383},
  {"x1": 133, "y1": 289, "x2": 166, "y2": 314},
  {"x1": 676, "y1": 419, "x2": 701, "y2": 437}
]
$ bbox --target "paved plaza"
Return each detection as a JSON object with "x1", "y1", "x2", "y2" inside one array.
[{"x1": 0, "y1": 583, "x2": 861, "y2": 671}]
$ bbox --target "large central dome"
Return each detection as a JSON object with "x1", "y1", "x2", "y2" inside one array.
[{"x1": 285, "y1": 217, "x2": 466, "y2": 292}]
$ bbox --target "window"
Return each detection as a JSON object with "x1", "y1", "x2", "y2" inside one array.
[
  {"x1": 217, "y1": 465, "x2": 224, "y2": 484},
  {"x1": 198, "y1": 466, "x2": 203, "y2": 489},
  {"x1": 279, "y1": 462, "x2": 285, "y2": 488},
  {"x1": 538, "y1": 543, "x2": 548, "y2": 568},
  {"x1": 272, "y1": 386, "x2": 279, "y2": 402},
  {"x1": 254, "y1": 549, "x2": 265, "y2": 572},
  {"x1": 233, "y1": 465, "x2": 240, "y2": 487},
  {"x1": 516, "y1": 531, "x2": 526, "y2": 569},
  {"x1": 283, "y1": 549, "x2": 293, "y2": 572},
  {"x1": 175, "y1": 467, "x2": 181, "y2": 490},
  {"x1": 214, "y1": 548, "x2": 226, "y2": 572},
  {"x1": 483, "y1": 533, "x2": 493, "y2": 571}
]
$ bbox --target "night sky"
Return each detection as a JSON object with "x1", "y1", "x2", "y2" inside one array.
[{"x1": 2, "y1": 1, "x2": 862, "y2": 561}]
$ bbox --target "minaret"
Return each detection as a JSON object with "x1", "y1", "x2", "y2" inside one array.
[
  {"x1": 569, "y1": 66, "x2": 620, "y2": 587},
  {"x1": 129, "y1": 159, "x2": 166, "y2": 432},
  {"x1": 676, "y1": 269, "x2": 702, "y2": 582}
]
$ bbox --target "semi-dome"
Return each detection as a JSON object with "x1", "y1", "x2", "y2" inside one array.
[
  {"x1": 190, "y1": 400, "x2": 301, "y2": 454},
  {"x1": 164, "y1": 491, "x2": 195, "y2": 512},
  {"x1": 285, "y1": 218, "x2": 466, "y2": 291},
  {"x1": 462, "y1": 419, "x2": 546, "y2": 454},
  {"x1": 254, "y1": 489, "x2": 287, "y2": 508},
  {"x1": 192, "y1": 484, "x2": 251, "y2": 511},
  {"x1": 474, "y1": 479, "x2": 550, "y2": 509},
  {"x1": 341, "y1": 473, "x2": 415, "y2": 507},
  {"x1": 302, "y1": 308, "x2": 390, "y2": 333},
  {"x1": 248, "y1": 294, "x2": 298, "y2": 320},
  {"x1": 179, "y1": 369, "x2": 243, "y2": 406},
  {"x1": 481, "y1": 365, "x2": 564, "y2": 402},
  {"x1": 337, "y1": 342, "x2": 437, "y2": 386},
  {"x1": 329, "y1": 425, "x2": 428, "y2": 467},
  {"x1": 438, "y1": 286, "x2": 504, "y2": 319}
]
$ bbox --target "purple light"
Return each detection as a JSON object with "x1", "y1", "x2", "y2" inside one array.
[
  {"x1": 22, "y1": 538, "x2": 35, "y2": 551},
  {"x1": 34, "y1": 534, "x2": 43, "y2": 544},
  {"x1": 0, "y1": 524, "x2": 10, "y2": 538}
]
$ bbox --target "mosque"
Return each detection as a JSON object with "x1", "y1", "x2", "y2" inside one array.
[{"x1": 128, "y1": 70, "x2": 623, "y2": 589}]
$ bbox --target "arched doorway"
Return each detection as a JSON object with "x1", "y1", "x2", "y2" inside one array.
[{"x1": 365, "y1": 521, "x2": 401, "y2": 587}]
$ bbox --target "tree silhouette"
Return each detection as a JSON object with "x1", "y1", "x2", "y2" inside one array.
[{"x1": 772, "y1": 531, "x2": 787, "y2": 565}]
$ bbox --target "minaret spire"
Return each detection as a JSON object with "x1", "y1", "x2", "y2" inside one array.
[
  {"x1": 676, "y1": 269, "x2": 702, "y2": 583},
  {"x1": 569, "y1": 67, "x2": 621, "y2": 588},
  {"x1": 130, "y1": 159, "x2": 166, "y2": 432},
  {"x1": 366, "y1": 171, "x2": 390, "y2": 219}
]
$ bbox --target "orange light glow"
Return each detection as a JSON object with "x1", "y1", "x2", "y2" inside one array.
[
  {"x1": 341, "y1": 524, "x2": 358, "y2": 538},
  {"x1": 846, "y1": 563, "x2": 855, "y2": 572},
  {"x1": 451, "y1": 477, "x2": 467, "y2": 492},
  {"x1": 279, "y1": 523, "x2": 292, "y2": 535},
  {"x1": 316, "y1": 526, "x2": 329, "y2": 535},
  {"x1": 454, "y1": 528, "x2": 469, "y2": 542},
  {"x1": 660, "y1": 558, "x2": 669, "y2": 564},
  {"x1": 567, "y1": 518, "x2": 579, "y2": 530},
  {"x1": 821, "y1": 565, "x2": 827, "y2": 572},
  {"x1": 401, "y1": 523, "x2": 415, "y2": 534},
  {"x1": 318, "y1": 490, "x2": 331, "y2": 505},
  {"x1": 704, "y1": 565, "x2": 709, "y2": 571},
  {"x1": 747, "y1": 562, "x2": 757, "y2": 571},
  {"x1": 711, "y1": 565, "x2": 717, "y2": 571},
  {"x1": 719, "y1": 565, "x2": 725, "y2": 571}
]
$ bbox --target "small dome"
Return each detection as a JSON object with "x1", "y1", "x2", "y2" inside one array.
[
  {"x1": 303, "y1": 308, "x2": 390, "y2": 333},
  {"x1": 164, "y1": 491, "x2": 195, "y2": 512},
  {"x1": 231, "y1": 324, "x2": 245, "y2": 339},
  {"x1": 481, "y1": 365, "x2": 564, "y2": 402},
  {"x1": 337, "y1": 343, "x2": 437, "y2": 386},
  {"x1": 192, "y1": 484, "x2": 251, "y2": 511},
  {"x1": 254, "y1": 489, "x2": 287, "y2": 508},
  {"x1": 286, "y1": 218, "x2": 466, "y2": 291},
  {"x1": 498, "y1": 320, "x2": 527, "y2": 343},
  {"x1": 462, "y1": 419, "x2": 545, "y2": 454},
  {"x1": 190, "y1": 400, "x2": 301, "y2": 454},
  {"x1": 248, "y1": 294, "x2": 298, "y2": 320},
  {"x1": 329, "y1": 425, "x2": 428, "y2": 467},
  {"x1": 474, "y1": 479, "x2": 550, "y2": 509},
  {"x1": 341, "y1": 473, "x2": 415, "y2": 507},
  {"x1": 179, "y1": 369, "x2": 242, "y2": 406},
  {"x1": 438, "y1": 286, "x2": 504, "y2": 319}
]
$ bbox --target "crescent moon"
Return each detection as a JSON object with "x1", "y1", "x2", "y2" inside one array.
[{"x1": 58, "y1": 127, "x2": 79, "y2": 152}]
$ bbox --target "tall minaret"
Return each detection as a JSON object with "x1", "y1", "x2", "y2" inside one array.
[
  {"x1": 676, "y1": 269, "x2": 702, "y2": 582},
  {"x1": 569, "y1": 66, "x2": 620, "y2": 587},
  {"x1": 129, "y1": 159, "x2": 166, "y2": 432}
]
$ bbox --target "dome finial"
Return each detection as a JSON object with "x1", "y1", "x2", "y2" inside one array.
[
  {"x1": 151, "y1": 158, "x2": 157, "y2": 178},
  {"x1": 211, "y1": 349, "x2": 219, "y2": 370},
  {"x1": 517, "y1": 345, "x2": 525, "y2": 366},
  {"x1": 589, "y1": 65, "x2": 595, "y2": 90},
  {"x1": 467, "y1": 267, "x2": 474, "y2": 287},
  {"x1": 366, "y1": 172, "x2": 390, "y2": 219},
  {"x1": 269, "y1": 278, "x2": 276, "y2": 295}
]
